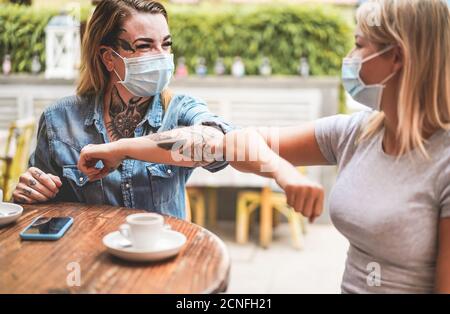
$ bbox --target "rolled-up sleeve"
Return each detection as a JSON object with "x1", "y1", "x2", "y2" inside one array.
[{"x1": 177, "y1": 95, "x2": 236, "y2": 173}]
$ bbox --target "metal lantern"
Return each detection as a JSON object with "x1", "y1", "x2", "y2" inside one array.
[{"x1": 44, "y1": 12, "x2": 80, "y2": 79}]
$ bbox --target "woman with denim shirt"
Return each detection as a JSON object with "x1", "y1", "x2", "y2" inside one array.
[{"x1": 12, "y1": 0, "x2": 324, "y2": 221}]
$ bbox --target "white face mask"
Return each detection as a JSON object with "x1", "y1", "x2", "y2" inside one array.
[
  {"x1": 342, "y1": 45, "x2": 397, "y2": 111},
  {"x1": 112, "y1": 50, "x2": 174, "y2": 97}
]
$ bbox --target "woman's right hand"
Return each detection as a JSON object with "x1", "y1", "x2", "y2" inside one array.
[
  {"x1": 12, "y1": 167, "x2": 62, "y2": 204},
  {"x1": 273, "y1": 161, "x2": 325, "y2": 223}
]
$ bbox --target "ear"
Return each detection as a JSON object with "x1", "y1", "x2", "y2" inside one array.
[
  {"x1": 392, "y1": 45, "x2": 403, "y2": 73},
  {"x1": 99, "y1": 45, "x2": 115, "y2": 72}
]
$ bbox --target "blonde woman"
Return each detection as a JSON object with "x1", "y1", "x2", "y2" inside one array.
[
  {"x1": 261, "y1": 0, "x2": 450, "y2": 293},
  {"x1": 12, "y1": 0, "x2": 323, "y2": 220},
  {"x1": 79, "y1": 0, "x2": 450, "y2": 293}
]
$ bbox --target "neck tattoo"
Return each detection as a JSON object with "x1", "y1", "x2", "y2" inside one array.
[{"x1": 106, "y1": 86, "x2": 151, "y2": 141}]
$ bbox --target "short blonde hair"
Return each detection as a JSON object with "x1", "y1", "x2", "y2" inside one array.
[
  {"x1": 357, "y1": 0, "x2": 450, "y2": 158},
  {"x1": 76, "y1": 0, "x2": 172, "y2": 109}
]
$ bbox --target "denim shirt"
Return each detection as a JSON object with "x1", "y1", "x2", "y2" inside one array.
[{"x1": 29, "y1": 93, "x2": 234, "y2": 219}]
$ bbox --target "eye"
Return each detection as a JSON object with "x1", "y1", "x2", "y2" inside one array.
[
  {"x1": 136, "y1": 44, "x2": 151, "y2": 49},
  {"x1": 163, "y1": 41, "x2": 172, "y2": 48},
  {"x1": 355, "y1": 42, "x2": 362, "y2": 49}
]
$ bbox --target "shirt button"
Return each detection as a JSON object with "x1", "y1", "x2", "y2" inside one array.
[
  {"x1": 167, "y1": 169, "x2": 172, "y2": 174},
  {"x1": 79, "y1": 177, "x2": 84, "y2": 182},
  {"x1": 125, "y1": 183, "x2": 130, "y2": 189}
]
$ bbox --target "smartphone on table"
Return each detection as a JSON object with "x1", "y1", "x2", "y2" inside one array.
[{"x1": 20, "y1": 216, "x2": 73, "y2": 241}]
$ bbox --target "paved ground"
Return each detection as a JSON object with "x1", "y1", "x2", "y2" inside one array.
[{"x1": 209, "y1": 222, "x2": 349, "y2": 294}]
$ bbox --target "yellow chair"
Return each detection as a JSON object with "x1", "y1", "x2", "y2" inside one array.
[
  {"x1": 235, "y1": 168, "x2": 308, "y2": 250},
  {"x1": 0, "y1": 118, "x2": 36, "y2": 201},
  {"x1": 186, "y1": 187, "x2": 218, "y2": 227},
  {"x1": 185, "y1": 189, "x2": 192, "y2": 222}
]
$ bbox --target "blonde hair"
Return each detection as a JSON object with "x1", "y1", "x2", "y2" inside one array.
[
  {"x1": 76, "y1": 0, "x2": 172, "y2": 110},
  {"x1": 356, "y1": 0, "x2": 450, "y2": 157}
]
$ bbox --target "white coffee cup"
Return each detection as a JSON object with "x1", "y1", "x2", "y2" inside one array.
[
  {"x1": 0, "y1": 189, "x2": 3, "y2": 202},
  {"x1": 119, "y1": 213, "x2": 164, "y2": 250}
]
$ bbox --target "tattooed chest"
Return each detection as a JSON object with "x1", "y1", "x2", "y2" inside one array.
[{"x1": 110, "y1": 104, "x2": 142, "y2": 137}]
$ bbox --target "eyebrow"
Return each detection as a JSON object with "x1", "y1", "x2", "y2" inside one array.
[{"x1": 132, "y1": 35, "x2": 172, "y2": 44}]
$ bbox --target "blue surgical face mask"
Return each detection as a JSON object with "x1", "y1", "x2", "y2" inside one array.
[
  {"x1": 342, "y1": 45, "x2": 397, "y2": 111},
  {"x1": 112, "y1": 50, "x2": 174, "y2": 97}
]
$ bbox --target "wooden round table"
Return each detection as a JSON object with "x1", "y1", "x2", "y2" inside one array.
[{"x1": 0, "y1": 203, "x2": 230, "y2": 294}]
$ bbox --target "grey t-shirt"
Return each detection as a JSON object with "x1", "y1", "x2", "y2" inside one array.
[{"x1": 315, "y1": 110, "x2": 450, "y2": 294}]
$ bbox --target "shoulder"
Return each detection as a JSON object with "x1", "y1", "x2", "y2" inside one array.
[
  {"x1": 433, "y1": 130, "x2": 450, "y2": 192},
  {"x1": 314, "y1": 110, "x2": 373, "y2": 165},
  {"x1": 44, "y1": 94, "x2": 93, "y2": 114},
  {"x1": 404, "y1": 129, "x2": 450, "y2": 212},
  {"x1": 42, "y1": 95, "x2": 94, "y2": 124},
  {"x1": 40, "y1": 94, "x2": 95, "y2": 145},
  {"x1": 168, "y1": 94, "x2": 207, "y2": 110},
  {"x1": 165, "y1": 93, "x2": 209, "y2": 121},
  {"x1": 437, "y1": 129, "x2": 450, "y2": 146},
  {"x1": 315, "y1": 110, "x2": 373, "y2": 139},
  {"x1": 336, "y1": 110, "x2": 372, "y2": 133},
  {"x1": 429, "y1": 129, "x2": 450, "y2": 164}
]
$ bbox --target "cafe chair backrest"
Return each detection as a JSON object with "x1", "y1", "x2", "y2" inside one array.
[{"x1": 0, "y1": 118, "x2": 35, "y2": 201}]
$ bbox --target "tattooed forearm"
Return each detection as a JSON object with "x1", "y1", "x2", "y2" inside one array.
[
  {"x1": 106, "y1": 86, "x2": 151, "y2": 141},
  {"x1": 156, "y1": 139, "x2": 187, "y2": 151},
  {"x1": 150, "y1": 131, "x2": 187, "y2": 150},
  {"x1": 145, "y1": 126, "x2": 225, "y2": 166}
]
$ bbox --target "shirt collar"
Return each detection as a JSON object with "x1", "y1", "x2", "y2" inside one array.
[
  {"x1": 84, "y1": 93, "x2": 103, "y2": 127},
  {"x1": 139, "y1": 93, "x2": 163, "y2": 129}
]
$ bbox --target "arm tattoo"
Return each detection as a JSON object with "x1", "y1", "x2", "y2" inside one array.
[
  {"x1": 106, "y1": 86, "x2": 151, "y2": 141},
  {"x1": 151, "y1": 131, "x2": 187, "y2": 150},
  {"x1": 148, "y1": 126, "x2": 224, "y2": 167}
]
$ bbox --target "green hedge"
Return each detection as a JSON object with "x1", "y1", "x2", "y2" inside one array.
[
  {"x1": 0, "y1": 4, "x2": 55, "y2": 72},
  {"x1": 0, "y1": 3, "x2": 353, "y2": 75},
  {"x1": 170, "y1": 5, "x2": 353, "y2": 76}
]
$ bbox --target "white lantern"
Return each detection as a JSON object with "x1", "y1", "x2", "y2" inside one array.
[{"x1": 45, "y1": 12, "x2": 80, "y2": 79}]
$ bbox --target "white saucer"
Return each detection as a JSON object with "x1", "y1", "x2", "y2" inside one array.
[
  {"x1": 0, "y1": 203, "x2": 23, "y2": 227},
  {"x1": 103, "y1": 230, "x2": 187, "y2": 262}
]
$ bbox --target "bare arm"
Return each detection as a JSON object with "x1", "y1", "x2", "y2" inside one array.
[
  {"x1": 223, "y1": 128, "x2": 325, "y2": 222},
  {"x1": 256, "y1": 122, "x2": 330, "y2": 167},
  {"x1": 224, "y1": 127, "x2": 297, "y2": 179},
  {"x1": 435, "y1": 218, "x2": 450, "y2": 293}
]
